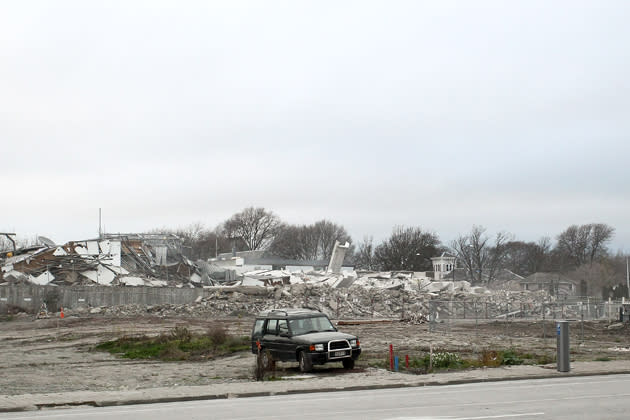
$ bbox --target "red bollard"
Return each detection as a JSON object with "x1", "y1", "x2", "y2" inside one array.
[
  {"x1": 406, "y1": 354, "x2": 409, "y2": 370},
  {"x1": 389, "y1": 344, "x2": 394, "y2": 371}
]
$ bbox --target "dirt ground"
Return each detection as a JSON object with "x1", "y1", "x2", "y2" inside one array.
[{"x1": 2, "y1": 313, "x2": 630, "y2": 396}]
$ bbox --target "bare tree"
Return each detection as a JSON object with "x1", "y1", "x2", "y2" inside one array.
[
  {"x1": 222, "y1": 207, "x2": 282, "y2": 251},
  {"x1": 266, "y1": 224, "x2": 305, "y2": 260},
  {"x1": 268, "y1": 219, "x2": 353, "y2": 261},
  {"x1": 373, "y1": 226, "x2": 440, "y2": 271},
  {"x1": 503, "y1": 236, "x2": 551, "y2": 276},
  {"x1": 313, "y1": 220, "x2": 352, "y2": 260},
  {"x1": 555, "y1": 223, "x2": 615, "y2": 268},
  {"x1": 451, "y1": 225, "x2": 511, "y2": 285},
  {"x1": 354, "y1": 236, "x2": 375, "y2": 270},
  {"x1": 569, "y1": 260, "x2": 617, "y2": 298}
]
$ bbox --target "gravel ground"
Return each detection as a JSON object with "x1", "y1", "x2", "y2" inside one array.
[{"x1": 2, "y1": 314, "x2": 630, "y2": 396}]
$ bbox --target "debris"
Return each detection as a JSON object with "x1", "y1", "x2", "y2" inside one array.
[{"x1": 0, "y1": 234, "x2": 202, "y2": 288}]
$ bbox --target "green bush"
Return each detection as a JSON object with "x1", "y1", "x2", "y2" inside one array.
[
  {"x1": 95, "y1": 326, "x2": 248, "y2": 361},
  {"x1": 405, "y1": 351, "x2": 465, "y2": 371},
  {"x1": 500, "y1": 349, "x2": 524, "y2": 366}
]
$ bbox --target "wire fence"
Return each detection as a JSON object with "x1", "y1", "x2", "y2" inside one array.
[{"x1": 424, "y1": 299, "x2": 624, "y2": 324}]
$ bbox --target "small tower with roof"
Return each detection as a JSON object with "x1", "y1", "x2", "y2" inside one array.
[{"x1": 431, "y1": 252, "x2": 457, "y2": 280}]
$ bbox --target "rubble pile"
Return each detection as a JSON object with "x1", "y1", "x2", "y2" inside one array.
[
  {"x1": 0, "y1": 237, "x2": 203, "y2": 288},
  {"x1": 2, "y1": 237, "x2": 567, "y2": 320},
  {"x1": 67, "y1": 282, "x2": 554, "y2": 321}
]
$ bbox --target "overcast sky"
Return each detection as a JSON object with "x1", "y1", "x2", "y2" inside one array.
[{"x1": 1, "y1": 0, "x2": 629, "y2": 252}]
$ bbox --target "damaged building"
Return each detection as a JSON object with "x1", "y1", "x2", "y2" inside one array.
[{"x1": 0, "y1": 234, "x2": 203, "y2": 288}]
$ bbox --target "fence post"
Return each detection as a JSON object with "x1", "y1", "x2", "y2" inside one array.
[
  {"x1": 580, "y1": 302, "x2": 584, "y2": 344},
  {"x1": 389, "y1": 344, "x2": 394, "y2": 371},
  {"x1": 542, "y1": 302, "x2": 546, "y2": 342},
  {"x1": 401, "y1": 294, "x2": 405, "y2": 320},
  {"x1": 505, "y1": 302, "x2": 510, "y2": 336},
  {"x1": 474, "y1": 301, "x2": 478, "y2": 336}
]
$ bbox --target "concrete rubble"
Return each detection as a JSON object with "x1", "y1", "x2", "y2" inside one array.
[
  {"x1": 0, "y1": 235, "x2": 203, "y2": 288},
  {"x1": 61, "y1": 275, "x2": 554, "y2": 322},
  {"x1": 2, "y1": 235, "x2": 594, "y2": 321}
]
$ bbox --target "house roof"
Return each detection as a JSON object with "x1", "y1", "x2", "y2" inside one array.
[{"x1": 521, "y1": 272, "x2": 577, "y2": 284}]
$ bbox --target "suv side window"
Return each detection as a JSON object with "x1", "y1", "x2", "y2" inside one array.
[
  {"x1": 278, "y1": 319, "x2": 289, "y2": 335},
  {"x1": 252, "y1": 319, "x2": 264, "y2": 337},
  {"x1": 266, "y1": 319, "x2": 278, "y2": 335}
]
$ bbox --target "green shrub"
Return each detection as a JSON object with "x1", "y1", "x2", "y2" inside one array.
[
  {"x1": 500, "y1": 349, "x2": 524, "y2": 366},
  {"x1": 95, "y1": 326, "x2": 248, "y2": 361},
  {"x1": 404, "y1": 352, "x2": 466, "y2": 371}
]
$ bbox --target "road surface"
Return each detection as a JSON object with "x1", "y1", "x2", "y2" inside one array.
[{"x1": 2, "y1": 374, "x2": 629, "y2": 419}]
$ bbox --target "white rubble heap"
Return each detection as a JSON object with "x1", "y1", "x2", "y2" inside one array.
[
  {"x1": 2, "y1": 243, "x2": 562, "y2": 321},
  {"x1": 69, "y1": 269, "x2": 553, "y2": 322},
  {"x1": 0, "y1": 239, "x2": 202, "y2": 288}
]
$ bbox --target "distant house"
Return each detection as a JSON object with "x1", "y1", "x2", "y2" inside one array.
[
  {"x1": 213, "y1": 250, "x2": 354, "y2": 273},
  {"x1": 520, "y1": 272, "x2": 578, "y2": 297}
]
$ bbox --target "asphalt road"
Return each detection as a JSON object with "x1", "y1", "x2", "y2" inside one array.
[{"x1": 2, "y1": 374, "x2": 630, "y2": 420}]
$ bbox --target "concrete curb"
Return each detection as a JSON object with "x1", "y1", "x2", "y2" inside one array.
[{"x1": 3, "y1": 368, "x2": 630, "y2": 413}]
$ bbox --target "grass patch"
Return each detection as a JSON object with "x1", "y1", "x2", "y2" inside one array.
[
  {"x1": 95, "y1": 326, "x2": 249, "y2": 361},
  {"x1": 595, "y1": 356, "x2": 611, "y2": 362},
  {"x1": 395, "y1": 348, "x2": 539, "y2": 374}
]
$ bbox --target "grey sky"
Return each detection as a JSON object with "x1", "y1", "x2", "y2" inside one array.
[{"x1": 1, "y1": 0, "x2": 629, "y2": 251}]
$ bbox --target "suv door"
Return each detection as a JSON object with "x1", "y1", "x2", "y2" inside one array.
[
  {"x1": 261, "y1": 319, "x2": 281, "y2": 359},
  {"x1": 275, "y1": 319, "x2": 295, "y2": 361}
]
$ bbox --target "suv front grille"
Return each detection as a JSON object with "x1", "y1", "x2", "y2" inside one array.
[
  {"x1": 327, "y1": 340, "x2": 351, "y2": 359},
  {"x1": 329, "y1": 340, "x2": 349, "y2": 350}
]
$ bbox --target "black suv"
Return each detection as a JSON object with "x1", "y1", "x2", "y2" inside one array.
[{"x1": 251, "y1": 308, "x2": 361, "y2": 372}]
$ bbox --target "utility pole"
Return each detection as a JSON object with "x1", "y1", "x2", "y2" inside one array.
[
  {"x1": 626, "y1": 256, "x2": 629, "y2": 299},
  {"x1": 98, "y1": 208, "x2": 102, "y2": 239}
]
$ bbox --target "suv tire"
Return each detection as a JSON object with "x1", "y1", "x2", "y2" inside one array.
[
  {"x1": 260, "y1": 349, "x2": 276, "y2": 371},
  {"x1": 299, "y1": 351, "x2": 313, "y2": 373},
  {"x1": 342, "y1": 358, "x2": 355, "y2": 370}
]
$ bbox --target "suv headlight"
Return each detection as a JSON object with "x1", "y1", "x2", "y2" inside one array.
[
  {"x1": 314, "y1": 344, "x2": 325, "y2": 352},
  {"x1": 350, "y1": 339, "x2": 358, "y2": 347}
]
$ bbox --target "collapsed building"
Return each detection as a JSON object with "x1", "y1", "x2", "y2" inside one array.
[
  {"x1": 0, "y1": 234, "x2": 202, "y2": 288},
  {"x1": 3, "y1": 234, "x2": 608, "y2": 321}
]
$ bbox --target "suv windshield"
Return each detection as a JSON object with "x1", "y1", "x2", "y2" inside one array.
[{"x1": 289, "y1": 316, "x2": 336, "y2": 335}]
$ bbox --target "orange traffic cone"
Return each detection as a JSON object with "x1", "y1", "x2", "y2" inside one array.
[{"x1": 60, "y1": 307, "x2": 64, "y2": 319}]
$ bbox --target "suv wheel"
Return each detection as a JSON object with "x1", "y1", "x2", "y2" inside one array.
[
  {"x1": 260, "y1": 350, "x2": 276, "y2": 371},
  {"x1": 298, "y1": 351, "x2": 312, "y2": 373},
  {"x1": 342, "y1": 358, "x2": 355, "y2": 370}
]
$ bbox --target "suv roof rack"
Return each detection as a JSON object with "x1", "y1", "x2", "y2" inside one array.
[
  {"x1": 257, "y1": 307, "x2": 323, "y2": 317},
  {"x1": 269, "y1": 309, "x2": 289, "y2": 316}
]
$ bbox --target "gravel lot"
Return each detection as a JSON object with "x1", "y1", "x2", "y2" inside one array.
[{"x1": 2, "y1": 313, "x2": 630, "y2": 396}]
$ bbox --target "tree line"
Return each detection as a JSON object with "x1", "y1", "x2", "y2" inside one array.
[
  {"x1": 2, "y1": 206, "x2": 624, "y2": 297},
  {"x1": 149, "y1": 206, "x2": 624, "y2": 297}
]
